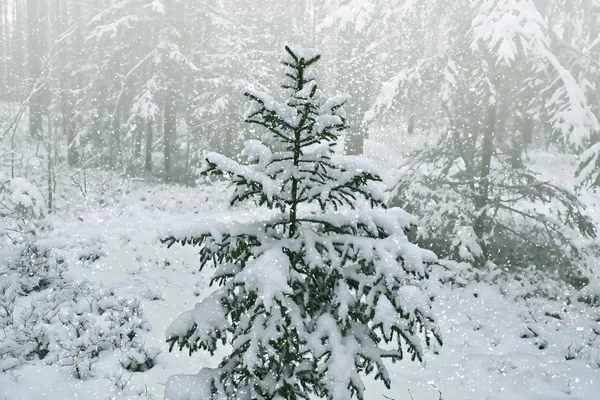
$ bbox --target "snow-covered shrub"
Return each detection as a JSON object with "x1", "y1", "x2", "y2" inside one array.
[
  {"x1": 0, "y1": 296, "x2": 54, "y2": 369},
  {"x1": 58, "y1": 346, "x2": 98, "y2": 380},
  {"x1": 0, "y1": 279, "x2": 19, "y2": 372},
  {"x1": 0, "y1": 174, "x2": 62, "y2": 293},
  {"x1": 393, "y1": 144, "x2": 596, "y2": 284},
  {"x1": 0, "y1": 278, "x2": 16, "y2": 329},
  {"x1": 163, "y1": 46, "x2": 441, "y2": 400},
  {"x1": 0, "y1": 173, "x2": 45, "y2": 219},
  {"x1": 13, "y1": 307, "x2": 52, "y2": 361},
  {"x1": 0, "y1": 173, "x2": 47, "y2": 242},
  {"x1": 55, "y1": 310, "x2": 104, "y2": 379},
  {"x1": 77, "y1": 246, "x2": 106, "y2": 264},
  {"x1": 191, "y1": 280, "x2": 203, "y2": 297},
  {"x1": 576, "y1": 246, "x2": 600, "y2": 306},
  {"x1": 107, "y1": 371, "x2": 133, "y2": 391},
  {"x1": 0, "y1": 280, "x2": 151, "y2": 376},
  {"x1": 118, "y1": 340, "x2": 161, "y2": 372},
  {"x1": 500, "y1": 266, "x2": 583, "y2": 302},
  {"x1": 52, "y1": 288, "x2": 151, "y2": 378},
  {"x1": 438, "y1": 255, "x2": 593, "y2": 304},
  {"x1": 12, "y1": 243, "x2": 66, "y2": 293},
  {"x1": 100, "y1": 294, "x2": 151, "y2": 349},
  {"x1": 433, "y1": 259, "x2": 500, "y2": 288}
]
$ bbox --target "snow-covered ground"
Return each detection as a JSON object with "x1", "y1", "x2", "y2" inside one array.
[{"x1": 1, "y1": 140, "x2": 599, "y2": 400}]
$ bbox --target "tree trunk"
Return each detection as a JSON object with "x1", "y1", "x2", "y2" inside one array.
[
  {"x1": 109, "y1": 110, "x2": 121, "y2": 168},
  {"x1": 473, "y1": 100, "x2": 497, "y2": 265},
  {"x1": 511, "y1": 113, "x2": 532, "y2": 169},
  {"x1": 407, "y1": 113, "x2": 415, "y2": 135},
  {"x1": 0, "y1": 0, "x2": 6, "y2": 99},
  {"x1": 145, "y1": 119, "x2": 153, "y2": 173},
  {"x1": 164, "y1": 89, "x2": 176, "y2": 182},
  {"x1": 522, "y1": 112, "x2": 534, "y2": 146},
  {"x1": 58, "y1": 0, "x2": 78, "y2": 166},
  {"x1": 66, "y1": 0, "x2": 82, "y2": 165},
  {"x1": 46, "y1": 113, "x2": 54, "y2": 211},
  {"x1": 132, "y1": 117, "x2": 143, "y2": 169},
  {"x1": 26, "y1": 0, "x2": 47, "y2": 139},
  {"x1": 12, "y1": 0, "x2": 26, "y2": 99}
]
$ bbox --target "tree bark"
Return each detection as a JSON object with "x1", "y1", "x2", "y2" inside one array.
[
  {"x1": 67, "y1": 0, "x2": 82, "y2": 165},
  {"x1": 163, "y1": 89, "x2": 176, "y2": 182},
  {"x1": 109, "y1": 109, "x2": 121, "y2": 168},
  {"x1": 407, "y1": 113, "x2": 415, "y2": 136},
  {"x1": 473, "y1": 100, "x2": 497, "y2": 265},
  {"x1": 0, "y1": 0, "x2": 6, "y2": 99},
  {"x1": 145, "y1": 119, "x2": 153, "y2": 173},
  {"x1": 58, "y1": 0, "x2": 78, "y2": 166},
  {"x1": 26, "y1": 0, "x2": 47, "y2": 139},
  {"x1": 12, "y1": 0, "x2": 26, "y2": 99},
  {"x1": 522, "y1": 112, "x2": 534, "y2": 146},
  {"x1": 132, "y1": 117, "x2": 143, "y2": 169}
]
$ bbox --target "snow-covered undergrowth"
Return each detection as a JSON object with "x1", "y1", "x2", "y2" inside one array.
[{"x1": 0, "y1": 147, "x2": 599, "y2": 399}]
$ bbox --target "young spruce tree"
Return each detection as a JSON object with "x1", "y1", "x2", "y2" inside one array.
[{"x1": 163, "y1": 46, "x2": 441, "y2": 400}]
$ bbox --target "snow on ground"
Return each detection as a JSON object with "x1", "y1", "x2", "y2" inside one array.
[
  {"x1": 0, "y1": 178, "x2": 232, "y2": 399},
  {"x1": 1, "y1": 147, "x2": 600, "y2": 399}
]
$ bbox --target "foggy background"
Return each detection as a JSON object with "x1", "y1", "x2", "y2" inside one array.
[{"x1": 0, "y1": 0, "x2": 596, "y2": 183}]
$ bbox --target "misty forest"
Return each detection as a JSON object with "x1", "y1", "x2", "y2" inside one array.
[{"x1": 1, "y1": 1, "x2": 600, "y2": 399}]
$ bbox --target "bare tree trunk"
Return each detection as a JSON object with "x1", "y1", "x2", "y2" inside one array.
[
  {"x1": 66, "y1": 0, "x2": 81, "y2": 165},
  {"x1": 163, "y1": 89, "x2": 175, "y2": 182},
  {"x1": 64, "y1": 103, "x2": 79, "y2": 166},
  {"x1": 145, "y1": 119, "x2": 153, "y2": 173},
  {"x1": 13, "y1": 0, "x2": 26, "y2": 99},
  {"x1": 522, "y1": 111, "x2": 534, "y2": 146},
  {"x1": 46, "y1": 114, "x2": 54, "y2": 210},
  {"x1": 407, "y1": 113, "x2": 415, "y2": 136},
  {"x1": 0, "y1": 0, "x2": 6, "y2": 99},
  {"x1": 132, "y1": 117, "x2": 143, "y2": 169},
  {"x1": 473, "y1": 100, "x2": 497, "y2": 265},
  {"x1": 57, "y1": 0, "x2": 78, "y2": 166},
  {"x1": 109, "y1": 110, "x2": 121, "y2": 168},
  {"x1": 26, "y1": 0, "x2": 47, "y2": 139},
  {"x1": 511, "y1": 111, "x2": 532, "y2": 169}
]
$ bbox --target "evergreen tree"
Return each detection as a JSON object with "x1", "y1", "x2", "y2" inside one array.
[
  {"x1": 361, "y1": 0, "x2": 597, "y2": 282},
  {"x1": 163, "y1": 46, "x2": 441, "y2": 400}
]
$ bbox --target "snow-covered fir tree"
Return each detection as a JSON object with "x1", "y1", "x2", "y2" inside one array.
[
  {"x1": 162, "y1": 46, "x2": 442, "y2": 400},
  {"x1": 358, "y1": 0, "x2": 597, "y2": 282}
]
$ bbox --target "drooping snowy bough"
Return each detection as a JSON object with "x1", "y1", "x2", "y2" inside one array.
[{"x1": 162, "y1": 46, "x2": 442, "y2": 400}]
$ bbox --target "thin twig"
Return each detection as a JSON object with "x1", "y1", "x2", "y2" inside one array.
[
  {"x1": 429, "y1": 383, "x2": 443, "y2": 400},
  {"x1": 529, "y1": 310, "x2": 538, "y2": 323}
]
